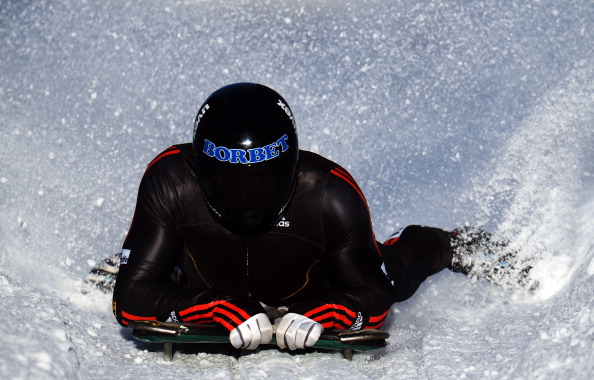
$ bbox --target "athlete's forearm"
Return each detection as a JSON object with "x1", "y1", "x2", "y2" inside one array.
[
  {"x1": 113, "y1": 279, "x2": 265, "y2": 331},
  {"x1": 287, "y1": 285, "x2": 392, "y2": 330}
]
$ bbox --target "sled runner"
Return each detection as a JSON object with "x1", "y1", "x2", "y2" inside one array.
[{"x1": 129, "y1": 320, "x2": 389, "y2": 361}]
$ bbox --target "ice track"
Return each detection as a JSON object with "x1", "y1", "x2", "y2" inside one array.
[{"x1": 1, "y1": 0, "x2": 593, "y2": 378}]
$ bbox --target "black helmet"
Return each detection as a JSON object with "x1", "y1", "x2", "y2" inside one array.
[{"x1": 192, "y1": 83, "x2": 299, "y2": 236}]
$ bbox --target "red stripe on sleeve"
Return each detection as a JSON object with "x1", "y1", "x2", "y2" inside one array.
[
  {"x1": 309, "y1": 311, "x2": 353, "y2": 328},
  {"x1": 369, "y1": 310, "x2": 390, "y2": 323},
  {"x1": 366, "y1": 322, "x2": 385, "y2": 329},
  {"x1": 320, "y1": 321, "x2": 335, "y2": 329},
  {"x1": 218, "y1": 300, "x2": 252, "y2": 321},
  {"x1": 303, "y1": 304, "x2": 357, "y2": 319},
  {"x1": 120, "y1": 310, "x2": 157, "y2": 326},
  {"x1": 365, "y1": 310, "x2": 390, "y2": 329},
  {"x1": 179, "y1": 302, "x2": 213, "y2": 316},
  {"x1": 303, "y1": 304, "x2": 359, "y2": 329},
  {"x1": 179, "y1": 300, "x2": 252, "y2": 331},
  {"x1": 213, "y1": 307, "x2": 246, "y2": 328},
  {"x1": 182, "y1": 314, "x2": 215, "y2": 324},
  {"x1": 214, "y1": 319, "x2": 235, "y2": 332}
]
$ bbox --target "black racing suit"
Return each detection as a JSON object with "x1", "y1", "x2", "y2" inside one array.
[{"x1": 113, "y1": 144, "x2": 452, "y2": 332}]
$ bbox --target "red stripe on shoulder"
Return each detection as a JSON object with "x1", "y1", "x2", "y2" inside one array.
[
  {"x1": 145, "y1": 146, "x2": 181, "y2": 173},
  {"x1": 330, "y1": 167, "x2": 367, "y2": 205},
  {"x1": 383, "y1": 237, "x2": 399, "y2": 246}
]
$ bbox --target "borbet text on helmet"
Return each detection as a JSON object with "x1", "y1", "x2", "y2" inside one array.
[{"x1": 192, "y1": 83, "x2": 299, "y2": 236}]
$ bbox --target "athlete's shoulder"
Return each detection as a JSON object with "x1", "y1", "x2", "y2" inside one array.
[
  {"x1": 298, "y1": 150, "x2": 362, "y2": 195},
  {"x1": 296, "y1": 150, "x2": 341, "y2": 194},
  {"x1": 138, "y1": 143, "x2": 195, "y2": 200},
  {"x1": 136, "y1": 144, "x2": 196, "y2": 217},
  {"x1": 298, "y1": 150, "x2": 352, "y2": 185},
  {"x1": 143, "y1": 143, "x2": 193, "y2": 175}
]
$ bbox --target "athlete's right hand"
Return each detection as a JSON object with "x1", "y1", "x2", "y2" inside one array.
[
  {"x1": 275, "y1": 312, "x2": 323, "y2": 350},
  {"x1": 229, "y1": 313, "x2": 273, "y2": 350}
]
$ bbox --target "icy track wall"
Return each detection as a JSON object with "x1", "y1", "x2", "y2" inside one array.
[
  {"x1": 1, "y1": 0, "x2": 593, "y2": 379},
  {"x1": 465, "y1": 63, "x2": 594, "y2": 300}
]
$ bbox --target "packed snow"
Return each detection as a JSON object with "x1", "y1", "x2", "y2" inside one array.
[{"x1": 1, "y1": 0, "x2": 593, "y2": 378}]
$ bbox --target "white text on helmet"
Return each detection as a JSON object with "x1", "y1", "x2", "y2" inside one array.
[
  {"x1": 202, "y1": 134, "x2": 290, "y2": 164},
  {"x1": 193, "y1": 103, "x2": 210, "y2": 140},
  {"x1": 277, "y1": 99, "x2": 296, "y2": 129}
]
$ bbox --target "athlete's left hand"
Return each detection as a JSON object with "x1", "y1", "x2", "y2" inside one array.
[{"x1": 275, "y1": 313, "x2": 323, "y2": 350}]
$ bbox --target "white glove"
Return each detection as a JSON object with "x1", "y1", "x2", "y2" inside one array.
[
  {"x1": 229, "y1": 313, "x2": 273, "y2": 350},
  {"x1": 275, "y1": 312, "x2": 324, "y2": 350}
]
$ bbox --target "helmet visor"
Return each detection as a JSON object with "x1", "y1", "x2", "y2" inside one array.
[{"x1": 199, "y1": 157, "x2": 296, "y2": 235}]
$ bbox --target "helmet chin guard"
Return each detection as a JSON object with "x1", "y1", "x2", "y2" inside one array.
[{"x1": 192, "y1": 83, "x2": 299, "y2": 236}]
